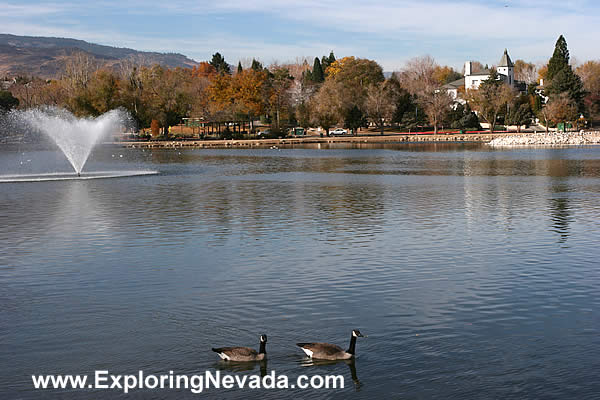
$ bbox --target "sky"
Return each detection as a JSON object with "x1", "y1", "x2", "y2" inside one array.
[{"x1": 2, "y1": 0, "x2": 599, "y2": 71}]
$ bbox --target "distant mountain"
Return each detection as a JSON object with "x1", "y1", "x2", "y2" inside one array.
[{"x1": 0, "y1": 34, "x2": 198, "y2": 78}]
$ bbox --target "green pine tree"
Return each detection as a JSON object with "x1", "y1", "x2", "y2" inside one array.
[
  {"x1": 210, "y1": 52, "x2": 231, "y2": 75},
  {"x1": 312, "y1": 57, "x2": 324, "y2": 83},
  {"x1": 251, "y1": 59, "x2": 263, "y2": 71},
  {"x1": 237, "y1": 61, "x2": 243, "y2": 74},
  {"x1": 0, "y1": 90, "x2": 19, "y2": 112},
  {"x1": 321, "y1": 51, "x2": 336, "y2": 77},
  {"x1": 547, "y1": 35, "x2": 570, "y2": 82},
  {"x1": 344, "y1": 105, "x2": 366, "y2": 134},
  {"x1": 545, "y1": 35, "x2": 585, "y2": 112}
]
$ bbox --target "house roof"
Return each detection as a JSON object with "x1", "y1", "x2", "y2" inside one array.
[
  {"x1": 469, "y1": 71, "x2": 491, "y2": 76},
  {"x1": 443, "y1": 78, "x2": 465, "y2": 89},
  {"x1": 498, "y1": 49, "x2": 514, "y2": 68}
]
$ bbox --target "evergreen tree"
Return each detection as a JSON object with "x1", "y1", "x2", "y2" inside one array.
[
  {"x1": 344, "y1": 105, "x2": 367, "y2": 134},
  {"x1": 251, "y1": 59, "x2": 263, "y2": 71},
  {"x1": 302, "y1": 69, "x2": 313, "y2": 84},
  {"x1": 210, "y1": 52, "x2": 231, "y2": 75},
  {"x1": 506, "y1": 94, "x2": 534, "y2": 132},
  {"x1": 545, "y1": 35, "x2": 585, "y2": 112},
  {"x1": 312, "y1": 57, "x2": 324, "y2": 83},
  {"x1": 237, "y1": 61, "x2": 243, "y2": 74},
  {"x1": 328, "y1": 51, "x2": 336, "y2": 66},
  {"x1": 547, "y1": 35, "x2": 570, "y2": 82},
  {"x1": 321, "y1": 51, "x2": 336, "y2": 76},
  {"x1": 0, "y1": 90, "x2": 19, "y2": 112}
]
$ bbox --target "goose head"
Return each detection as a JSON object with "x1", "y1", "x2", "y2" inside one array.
[
  {"x1": 260, "y1": 334, "x2": 268, "y2": 343},
  {"x1": 352, "y1": 329, "x2": 366, "y2": 338}
]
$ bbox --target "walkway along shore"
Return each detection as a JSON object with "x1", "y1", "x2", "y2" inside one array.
[{"x1": 115, "y1": 133, "x2": 520, "y2": 149}]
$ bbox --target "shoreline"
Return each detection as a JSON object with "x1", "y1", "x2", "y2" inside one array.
[{"x1": 114, "y1": 133, "x2": 516, "y2": 148}]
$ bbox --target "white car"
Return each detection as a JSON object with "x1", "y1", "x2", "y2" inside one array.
[{"x1": 330, "y1": 128, "x2": 347, "y2": 135}]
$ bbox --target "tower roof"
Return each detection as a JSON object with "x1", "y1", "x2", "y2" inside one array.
[{"x1": 498, "y1": 49, "x2": 513, "y2": 68}]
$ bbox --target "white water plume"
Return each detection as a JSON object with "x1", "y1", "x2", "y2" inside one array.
[{"x1": 14, "y1": 107, "x2": 129, "y2": 174}]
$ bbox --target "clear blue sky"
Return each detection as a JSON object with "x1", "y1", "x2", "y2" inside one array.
[{"x1": 2, "y1": 0, "x2": 599, "y2": 70}]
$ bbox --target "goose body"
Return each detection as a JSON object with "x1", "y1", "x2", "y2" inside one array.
[
  {"x1": 297, "y1": 330, "x2": 365, "y2": 360},
  {"x1": 212, "y1": 334, "x2": 267, "y2": 362}
]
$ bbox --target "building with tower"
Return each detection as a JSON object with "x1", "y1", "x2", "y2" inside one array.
[{"x1": 444, "y1": 49, "x2": 524, "y2": 100}]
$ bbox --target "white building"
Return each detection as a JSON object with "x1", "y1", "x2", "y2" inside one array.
[{"x1": 444, "y1": 49, "x2": 517, "y2": 99}]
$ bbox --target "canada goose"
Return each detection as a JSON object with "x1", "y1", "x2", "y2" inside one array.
[
  {"x1": 212, "y1": 334, "x2": 267, "y2": 362},
  {"x1": 297, "y1": 330, "x2": 366, "y2": 360}
]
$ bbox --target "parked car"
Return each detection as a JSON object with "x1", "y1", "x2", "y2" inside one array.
[
  {"x1": 330, "y1": 128, "x2": 347, "y2": 136},
  {"x1": 257, "y1": 129, "x2": 271, "y2": 137}
]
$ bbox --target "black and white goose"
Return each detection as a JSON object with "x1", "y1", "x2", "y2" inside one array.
[
  {"x1": 297, "y1": 330, "x2": 366, "y2": 360},
  {"x1": 212, "y1": 334, "x2": 267, "y2": 362}
]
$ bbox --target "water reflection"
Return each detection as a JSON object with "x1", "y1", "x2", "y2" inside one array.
[
  {"x1": 549, "y1": 182, "x2": 572, "y2": 243},
  {"x1": 2, "y1": 144, "x2": 600, "y2": 399},
  {"x1": 299, "y1": 358, "x2": 361, "y2": 390},
  {"x1": 215, "y1": 360, "x2": 268, "y2": 377}
]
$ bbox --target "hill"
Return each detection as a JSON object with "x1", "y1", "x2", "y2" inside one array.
[{"x1": 0, "y1": 34, "x2": 198, "y2": 78}]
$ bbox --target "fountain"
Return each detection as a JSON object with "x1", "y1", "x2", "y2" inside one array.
[{"x1": 1, "y1": 107, "x2": 157, "y2": 182}]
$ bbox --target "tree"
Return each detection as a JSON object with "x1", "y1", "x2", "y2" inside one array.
[
  {"x1": 421, "y1": 90, "x2": 454, "y2": 134},
  {"x1": 321, "y1": 51, "x2": 336, "y2": 76},
  {"x1": 87, "y1": 69, "x2": 121, "y2": 115},
  {"x1": 506, "y1": 94, "x2": 534, "y2": 132},
  {"x1": 467, "y1": 70, "x2": 515, "y2": 132},
  {"x1": 514, "y1": 60, "x2": 538, "y2": 84},
  {"x1": 237, "y1": 61, "x2": 243, "y2": 74},
  {"x1": 432, "y1": 66, "x2": 462, "y2": 85},
  {"x1": 399, "y1": 56, "x2": 453, "y2": 133},
  {"x1": 546, "y1": 93, "x2": 578, "y2": 131},
  {"x1": 547, "y1": 36, "x2": 570, "y2": 82},
  {"x1": 0, "y1": 90, "x2": 19, "y2": 112},
  {"x1": 207, "y1": 72, "x2": 234, "y2": 118},
  {"x1": 327, "y1": 57, "x2": 385, "y2": 116},
  {"x1": 311, "y1": 57, "x2": 324, "y2": 83},
  {"x1": 231, "y1": 69, "x2": 269, "y2": 130},
  {"x1": 296, "y1": 101, "x2": 311, "y2": 131},
  {"x1": 210, "y1": 52, "x2": 231, "y2": 75},
  {"x1": 545, "y1": 35, "x2": 585, "y2": 111},
  {"x1": 150, "y1": 119, "x2": 160, "y2": 137},
  {"x1": 447, "y1": 103, "x2": 481, "y2": 130},
  {"x1": 140, "y1": 66, "x2": 192, "y2": 132},
  {"x1": 311, "y1": 79, "x2": 341, "y2": 136},
  {"x1": 365, "y1": 81, "x2": 396, "y2": 135},
  {"x1": 192, "y1": 62, "x2": 217, "y2": 78},
  {"x1": 397, "y1": 55, "x2": 438, "y2": 95},
  {"x1": 577, "y1": 61, "x2": 600, "y2": 125},
  {"x1": 386, "y1": 75, "x2": 422, "y2": 129},
  {"x1": 251, "y1": 59, "x2": 263, "y2": 71},
  {"x1": 268, "y1": 67, "x2": 294, "y2": 130},
  {"x1": 344, "y1": 105, "x2": 367, "y2": 134},
  {"x1": 327, "y1": 57, "x2": 384, "y2": 87}
]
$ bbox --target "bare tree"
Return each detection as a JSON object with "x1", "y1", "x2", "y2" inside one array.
[
  {"x1": 514, "y1": 60, "x2": 538, "y2": 85},
  {"x1": 64, "y1": 51, "x2": 98, "y2": 91},
  {"x1": 420, "y1": 90, "x2": 454, "y2": 134},
  {"x1": 365, "y1": 81, "x2": 396, "y2": 135},
  {"x1": 310, "y1": 79, "x2": 341, "y2": 136},
  {"x1": 397, "y1": 56, "x2": 453, "y2": 134}
]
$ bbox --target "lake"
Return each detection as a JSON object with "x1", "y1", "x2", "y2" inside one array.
[{"x1": 1, "y1": 143, "x2": 600, "y2": 399}]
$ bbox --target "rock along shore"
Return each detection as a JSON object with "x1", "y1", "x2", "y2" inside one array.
[
  {"x1": 488, "y1": 131, "x2": 600, "y2": 146},
  {"x1": 114, "y1": 133, "x2": 515, "y2": 149}
]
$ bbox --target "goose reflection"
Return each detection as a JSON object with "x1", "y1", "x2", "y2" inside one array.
[
  {"x1": 214, "y1": 360, "x2": 268, "y2": 377},
  {"x1": 299, "y1": 358, "x2": 361, "y2": 389}
]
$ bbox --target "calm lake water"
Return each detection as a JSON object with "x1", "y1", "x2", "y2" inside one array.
[{"x1": 1, "y1": 142, "x2": 600, "y2": 399}]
